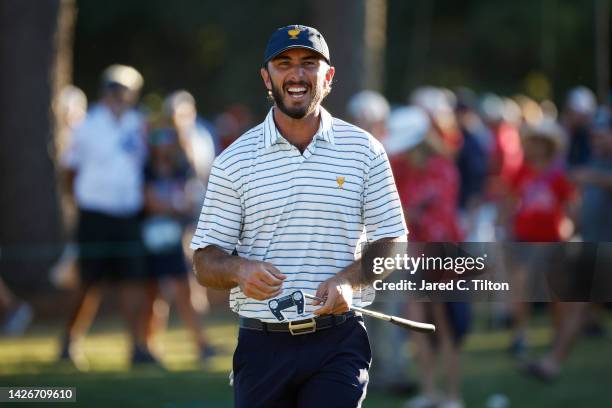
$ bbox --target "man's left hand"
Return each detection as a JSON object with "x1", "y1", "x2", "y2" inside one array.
[{"x1": 312, "y1": 276, "x2": 353, "y2": 315}]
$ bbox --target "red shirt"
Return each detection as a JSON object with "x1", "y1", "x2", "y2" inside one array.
[
  {"x1": 391, "y1": 155, "x2": 462, "y2": 242},
  {"x1": 486, "y1": 122, "x2": 524, "y2": 200},
  {"x1": 511, "y1": 163, "x2": 575, "y2": 241},
  {"x1": 495, "y1": 122, "x2": 524, "y2": 183}
]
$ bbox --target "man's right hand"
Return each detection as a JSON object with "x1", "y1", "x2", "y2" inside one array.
[{"x1": 236, "y1": 260, "x2": 286, "y2": 300}]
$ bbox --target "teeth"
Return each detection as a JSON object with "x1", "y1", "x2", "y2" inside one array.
[{"x1": 288, "y1": 87, "x2": 306, "y2": 92}]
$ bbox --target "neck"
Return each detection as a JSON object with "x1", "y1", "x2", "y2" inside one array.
[{"x1": 273, "y1": 106, "x2": 321, "y2": 152}]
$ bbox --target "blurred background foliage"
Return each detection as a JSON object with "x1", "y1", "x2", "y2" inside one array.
[
  {"x1": 73, "y1": 0, "x2": 308, "y2": 115},
  {"x1": 71, "y1": 0, "x2": 606, "y2": 117}
]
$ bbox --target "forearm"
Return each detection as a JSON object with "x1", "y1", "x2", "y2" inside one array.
[
  {"x1": 193, "y1": 245, "x2": 286, "y2": 299},
  {"x1": 192, "y1": 245, "x2": 243, "y2": 289}
]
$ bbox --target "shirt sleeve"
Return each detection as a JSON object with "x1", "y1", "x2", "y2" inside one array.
[
  {"x1": 363, "y1": 151, "x2": 408, "y2": 242},
  {"x1": 190, "y1": 162, "x2": 243, "y2": 253}
]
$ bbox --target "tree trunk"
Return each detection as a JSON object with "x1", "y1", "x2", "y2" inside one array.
[
  {"x1": 0, "y1": 0, "x2": 74, "y2": 289},
  {"x1": 363, "y1": 0, "x2": 387, "y2": 92},
  {"x1": 310, "y1": 0, "x2": 387, "y2": 118}
]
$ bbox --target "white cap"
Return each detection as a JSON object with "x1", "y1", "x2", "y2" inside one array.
[
  {"x1": 163, "y1": 90, "x2": 196, "y2": 117},
  {"x1": 523, "y1": 118, "x2": 566, "y2": 151},
  {"x1": 384, "y1": 106, "x2": 431, "y2": 155},
  {"x1": 502, "y1": 98, "x2": 522, "y2": 125},
  {"x1": 410, "y1": 86, "x2": 453, "y2": 116},
  {"x1": 479, "y1": 93, "x2": 505, "y2": 122},
  {"x1": 347, "y1": 90, "x2": 390, "y2": 123},
  {"x1": 567, "y1": 86, "x2": 596, "y2": 115},
  {"x1": 101, "y1": 64, "x2": 143, "y2": 91}
]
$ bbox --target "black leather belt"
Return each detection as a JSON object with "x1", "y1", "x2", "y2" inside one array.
[{"x1": 239, "y1": 311, "x2": 358, "y2": 335}]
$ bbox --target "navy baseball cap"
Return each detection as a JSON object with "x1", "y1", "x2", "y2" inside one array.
[{"x1": 263, "y1": 25, "x2": 330, "y2": 66}]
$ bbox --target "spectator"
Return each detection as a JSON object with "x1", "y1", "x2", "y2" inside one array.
[
  {"x1": 410, "y1": 86, "x2": 461, "y2": 154},
  {"x1": 386, "y1": 106, "x2": 469, "y2": 408},
  {"x1": 51, "y1": 85, "x2": 89, "y2": 290},
  {"x1": 480, "y1": 94, "x2": 524, "y2": 199},
  {"x1": 59, "y1": 64, "x2": 153, "y2": 369},
  {"x1": 572, "y1": 107, "x2": 612, "y2": 241},
  {"x1": 510, "y1": 120, "x2": 575, "y2": 242},
  {"x1": 520, "y1": 107, "x2": 612, "y2": 380},
  {"x1": 455, "y1": 88, "x2": 492, "y2": 240},
  {"x1": 162, "y1": 89, "x2": 217, "y2": 320},
  {"x1": 56, "y1": 85, "x2": 88, "y2": 157},
  {"x1": 140, "y1": 127, "x2": 215, "y2": 361},
  {"x1": 346, "y1": 90, "x2": 390, "y2": 141},
  {"x1": 507, "y1": 119, "x2": 576, "y2": 358},
  {"x1": 479, "y1": 94, "x2": 524, "y2": 241},
  {"x1": 357, "y1": 92, "x2": 413, "y2": 395},
  {"x1": 163, "y1": 90, "x2": 216, "y2": 184},
  {"x1": 563, "y1": 86, "x2": 597, "y2": 168},
  {"x1": 387, "y1": 107, "x2": 462, "y2": 242}
]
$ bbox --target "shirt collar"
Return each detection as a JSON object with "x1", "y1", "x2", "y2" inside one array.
[{"x1": 263, "y1": 106, "x2": 335, "y2": 148}]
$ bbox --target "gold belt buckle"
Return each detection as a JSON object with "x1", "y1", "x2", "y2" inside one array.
[{"x1": 288, "y1": 317, "x2": 317, "y2": 335}]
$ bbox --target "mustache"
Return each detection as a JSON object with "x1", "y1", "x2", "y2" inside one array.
[{"x1": 283, "y1": 81, "x2": 310, "y2": 89}]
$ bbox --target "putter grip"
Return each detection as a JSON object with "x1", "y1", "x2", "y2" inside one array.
[{"x1": 389, "y1": 316, "x2": 436, "y2": 333}]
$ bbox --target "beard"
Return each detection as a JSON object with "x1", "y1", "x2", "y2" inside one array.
[{"x1": 269, "y1": 77, "x2": 324, "y2": 119}]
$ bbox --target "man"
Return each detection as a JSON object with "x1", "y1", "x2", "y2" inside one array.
[
  {"x1": 191, "y1": 25, "x2": 407, "y2": 407},
  {"x1": 521, "y1": 107, "x2": 612, "y2": 382},
  {"x1": 563, "y1": 86, "x2": 597, "y2": 168},
  {"x1": 346, "y1": 90, "x2": 416, "y2": 395},
  {"x1": 573, "y1": 107, "x2": 612, "y2": 242},
  {"x1": 60, "y1": 65, "x2": 154, "y2": 368},
  {"x1": 163, "y1": 90, "x2": 217, "y2": 183}
]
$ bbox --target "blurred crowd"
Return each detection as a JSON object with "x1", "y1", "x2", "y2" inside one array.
[
  {"x1": 350, "y1": 84, "x2": 611, "y2": 244},
  {"x1": 53, "y1": 65, "x2": 233, "y2": 369},
  {"x1": 1, "y1": 63, "x2": 611, "y2": 407},
  {"x1": 348, "y1": 85, "x2": 612, "y2": 408}
]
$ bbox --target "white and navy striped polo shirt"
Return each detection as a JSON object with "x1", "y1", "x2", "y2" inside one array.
[{"x1": 191, "y1": 107, "x2": 407, "y2": 322}]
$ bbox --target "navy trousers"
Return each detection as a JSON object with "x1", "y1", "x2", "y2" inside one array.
[{"x1": 233, "y1": 316, "x2": 372, "y2": 408}]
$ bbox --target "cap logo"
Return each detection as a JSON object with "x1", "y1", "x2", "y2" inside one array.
[
  {"x1": 287, "y1": 27, "x2": 301, "y2": 40},
  {"x1": 336, "y1": 176, "x2": 345, "y2": 188}
]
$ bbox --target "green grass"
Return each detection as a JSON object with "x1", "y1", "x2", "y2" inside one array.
[{"x1": 0, "y1": 314, "x2": 611, "y2": 407}]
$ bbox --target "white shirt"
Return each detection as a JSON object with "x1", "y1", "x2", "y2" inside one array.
[
  {"x1": 62, "y1": 104, "x2": 146, "y2": 216},
  {"x1": 183, "y1": 122, "x2": 216, "y2": 185},
  {"x1": 191, "y1": 107, "x2": 407, "y2": 322}
]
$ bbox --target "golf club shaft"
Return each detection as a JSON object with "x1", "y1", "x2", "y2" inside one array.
[{"x1": 303, "y1": 293, "x2": 436, "y2": 333}]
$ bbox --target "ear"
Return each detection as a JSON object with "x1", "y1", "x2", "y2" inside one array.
[
  {"x1": 260, "y1": 67, "x2": 272, "y2": 91},
  {"x1": 325, "y1": 66, "x2": 335, "y2": 85}
]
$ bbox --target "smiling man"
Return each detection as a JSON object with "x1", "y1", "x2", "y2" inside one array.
[{"x1": 191, "y1": 25, "x2": 407, "y2": 407}]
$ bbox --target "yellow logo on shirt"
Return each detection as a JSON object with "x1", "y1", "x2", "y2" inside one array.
[{"x1": 336, "y1": 176, "x2": 345, "y2": 188}]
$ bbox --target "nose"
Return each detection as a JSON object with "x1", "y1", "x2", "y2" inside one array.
[{"x1": 288, "y1": 65, "x2": 306, "y2": 82}]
